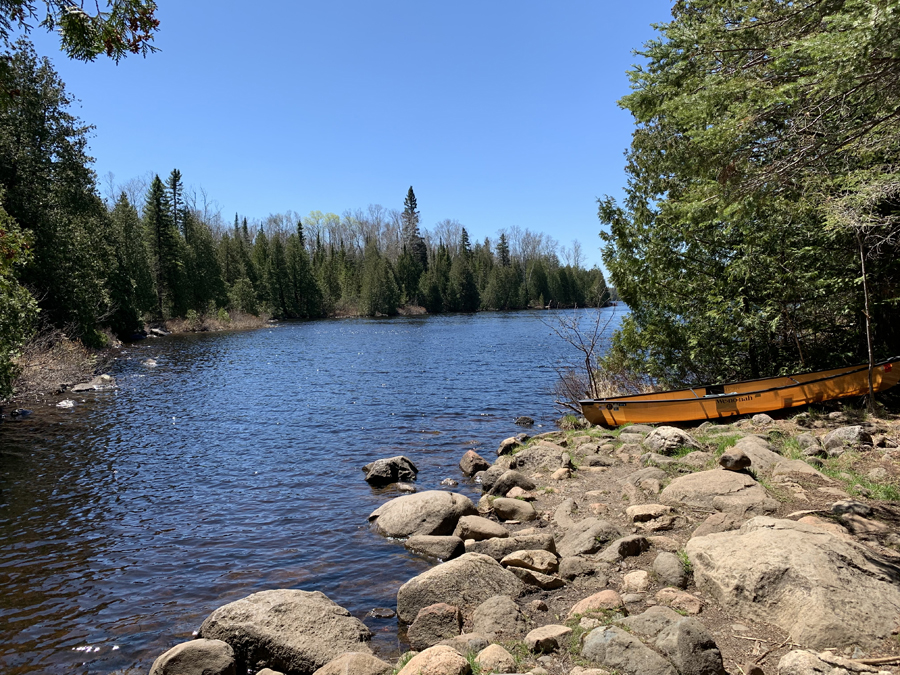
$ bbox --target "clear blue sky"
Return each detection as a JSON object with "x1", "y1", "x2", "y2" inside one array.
[{"x1": 28, "y1": 1, "x2": 673, "y2": 269}]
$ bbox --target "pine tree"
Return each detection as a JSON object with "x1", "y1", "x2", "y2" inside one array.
[
  {"x1": 108, "y1": 192, "x2": 155, "y2": 333},
  {"x1": 143, "y1": 175, "x2": 183, "y2": 318},
  {"x1": 167, "y1": 168, "x2": 185, "y2": 236}
]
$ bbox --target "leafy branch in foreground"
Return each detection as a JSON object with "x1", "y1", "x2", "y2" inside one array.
[{"x1": 0, "y1": 1, "x2": 159, "y2": 62}]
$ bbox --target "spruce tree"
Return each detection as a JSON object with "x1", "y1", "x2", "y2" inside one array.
[{"x1": 143, "y1": 175, "x2": 183, "y2": 318}]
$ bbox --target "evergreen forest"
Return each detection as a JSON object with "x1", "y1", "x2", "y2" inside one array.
[
  {"x1": 600, "y1": 0, "x2": 900, "y2": 389},
  {"x1": 0, "y1": 40, "x2": 607, "y2": 398}
]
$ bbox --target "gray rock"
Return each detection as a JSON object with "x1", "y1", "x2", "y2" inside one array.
[
  {"x1": 752, "y1": 413, "x2": 774, "y2": 426},
  {"x1": 559, "y1": 556, "x2": 608, "y2": 581},
  {"x1": 582, "y1": 626, "x2": 677, "y2": 675},
  {"x1": 655, "y1": 618, "x2": 725, "y2": 675},
  {"x1": 480, "y1": 463, "x2": 510, "y2": 492},
  {"x1": 362, "y1": 456, "x2": 418, "y2": 485},
  {"x1": 598, "y1": 535, "x2": 649, "y2": 562},
  {"x1": 488, "y1": 470, "x2": 537, "y2": 496},
  {"x1": 466, "y1": 533, "x2": 556, "y2": 561},
  {"x1": 407, "y1": 602, "x2": 462, "y2": 651},
  {"x1": 311, "y1": 652, "x2": 392, "y2": 675},
  {"x1": 660, "y1": 469, "x2": 778, "y2": 517},
  {"x1": 718, "y1": 449, "x2": 751, "y2": 471},
  {"x1": 623, "y1": 466, "x2": 668, "y2": 486},
  {"x1": 680, "y1": 451, "x2": 715, "y2": 468},
  {"x1": 515, "y1": 416, "x2": 535, "y2": 426},
  {"x1": 453, "y1": 515, "x2": 509, "y2": 541},
  {"x1": 617, "y1": 605, "x2": 683, "y2": 638},
  {"x1": 510, "y1": 441, "x2": 567, "y2": 472},
  {"x1": 474, "y1": 643, "x2": 517, "y2": 674},
  {"x1": 556, "y1": 518, "x2": 621, "y2": 558},
  {"x1": 472, "y1": 595, "x2": 527, "y2": 638},
  {"x1": 491, "y1": 497, "x2": 537, "y2": 521},
  {"x1": 525, "y1": 625, "x2": 572, "y2": 653},
  {"x1": 776, "y1": 649, "x2": 869, "y2": 675},
  {"x1": 653, "y1": 551, "x2": 688, "y2": 589},
  {"x1": 198, "y1": 590, "x2": 371, "y2": 675},
  {"x1": 396, "y1": 552, "x2": 524, "y2": 624},
  {"x1": 459, "y1": 450, "x2": 490, "y2": 477},
  {"x1": 507, "y1": 566, "x2": 565, "y2": 589},
  {"x1": 618, "y1": 431, "x2": 646, "y2": 445},
  {"x1": 149, "y1": 639, "x2": 236, "y2": 675},
  {"x1": 498, "y1": 436, "x2": 525, "y2": 456},
  {"x1": 395, "y1": 645, "x2": 470, "y2": 675},
  {"x1": 404, "y1": 535, "x2": 466, "y2": 560},
  {"x1": 731, "y1": 437, "x2": 784, "y2": 472},
  {"x1": 644, "y1": 427, "x2": 702, "y2": 455},
  {"x1": 830, "y1": 499, "x2": 872, "y2": 517},
  {"x1": 368, "y1": 491, "x2": 476, "y2": 537},
  {"x1": 584, "y1": 454, "x2": 616, "y2": 467},
  {"x1": 692, "y1": 512, "x2": 743, "y2": 539},
  {"x1": 501, "y1": 549, "x2": 559, "y2": 574},
  {"x1": 685, "y1": 516, "x2": 900, "y2": 648},
  {"x1": 823, "y1": 426, "x2": 873, "y2": 451},
  {"x1": 71, "y1": 374, "x2": 117, "y2": 392},
  {"x1": 438, "y1": 632, "x2": 492, "y2": 656}
]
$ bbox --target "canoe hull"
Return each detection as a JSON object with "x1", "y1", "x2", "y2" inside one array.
[{"x1": 579, "y1": 360, "x2": 900, "y2": 427}]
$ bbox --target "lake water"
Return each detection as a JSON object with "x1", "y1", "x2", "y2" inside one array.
[{"x1": 0, "y1": 308, "x2": 620, "y2": 674}]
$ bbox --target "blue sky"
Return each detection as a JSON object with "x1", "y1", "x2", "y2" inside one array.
[{"x1": 28, "y1": 1, "x2": 673, "y2": 269}]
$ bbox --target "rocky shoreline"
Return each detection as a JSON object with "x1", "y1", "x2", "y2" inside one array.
[{"x1": 148, "y1": 411, "x2": 900, "y2": 675}]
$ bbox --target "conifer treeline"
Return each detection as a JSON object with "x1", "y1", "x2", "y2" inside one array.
[{"x1": 124, "y1": 178, "x2": 608, "y2": 323}]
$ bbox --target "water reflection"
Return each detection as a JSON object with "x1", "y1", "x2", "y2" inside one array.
[{"x1": 0, "y1": 309, "x2": 620, "y2": 673}]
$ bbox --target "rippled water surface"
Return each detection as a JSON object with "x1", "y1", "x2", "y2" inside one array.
[{"x1": 0, "y1": 309, "x2": 620, "y2": 674}]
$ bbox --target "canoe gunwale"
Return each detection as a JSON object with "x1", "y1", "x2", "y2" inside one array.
[{"x1": 578, "y1": 356, "x2": 900, "y2": 407}]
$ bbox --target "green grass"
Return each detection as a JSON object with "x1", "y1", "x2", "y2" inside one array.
[
  {"x1": 817, "y1": 454, "x2": 900, "y2": 500},
  {"x1": 391, "y1": 651, "x2": 415, "y2": 674},
  {"x1": 677, "y1": 549, "x2": 693, "y2": 575}
]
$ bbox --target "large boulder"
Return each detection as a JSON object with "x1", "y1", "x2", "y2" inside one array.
[
  {"x1": 149, "y1": 639, "x2": 236, "y2": 675},
  {"x1": 198, "y1": 590, "x2": 371, "y2": 675},
  {"x1": 582, "y1": 626, "x2": 676, "y2": 675},
  {"x1": 396, "y1": 552, "x2": 524, "y2": 624},
  {"x1": 362, "y1": 456, "x2": 418, "y2": 485},
  {"x1": 510, "y1": 442, "x2": 568, "y2": 472},
  {"x1": 685, "y1": 517, "x2": 900, "y2": 648},
  {"x1": 655, "y1": 618, "x2": 725, "y2": 675},
  {"x1": 471, "y1": 595, "x2": 527, "y2": 638},
  {"x1": 660, "y1": 470, "x2": 777, "y2": 517},
  {"x1": 368, "y1": 491, "x2": 476, "y2": 537},
  {"x1": 644, "y1": 427, "x2": 702, "y2": 455},
  {"x1": 407, "y1": 603, "x2": 463, "y2": 651},
  {"x1": 730, "y1": 437, "x2": 783, "y2": 473}
]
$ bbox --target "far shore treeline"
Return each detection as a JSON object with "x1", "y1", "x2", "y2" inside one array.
[{"x1": 0, "y1": 41, "x2": 607, "y2": 398}]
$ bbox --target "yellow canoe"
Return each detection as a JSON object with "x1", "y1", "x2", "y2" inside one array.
[{"x1": 579, "y1": 358, "x2": 900, "y2": 427}]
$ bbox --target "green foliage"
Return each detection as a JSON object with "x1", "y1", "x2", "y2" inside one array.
[
  {"x1": 0, "y1": 199, "x2": 38, "y2": 398},
  {"x1": 0, "y1": 1, "x2": 160, "y2": 63},
  {"x1": 600, "y1": 0, "x2": 900, "y2": 387},
  {"x1": 0, "y1": 41, "x2": 114, "y2": 339}
]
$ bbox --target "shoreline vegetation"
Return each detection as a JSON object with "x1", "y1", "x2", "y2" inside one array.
[{"x1": 147, "y1": 408, "x2": 900, "y2": 675}]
